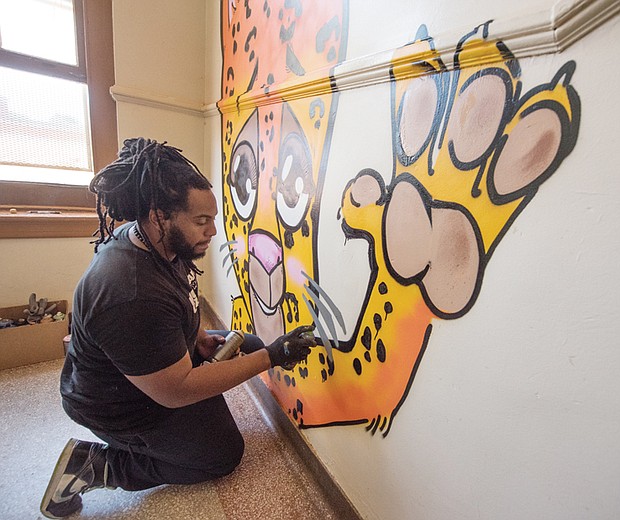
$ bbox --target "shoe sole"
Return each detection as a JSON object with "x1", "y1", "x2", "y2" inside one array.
[{"x1": 40, "y1": 438, "x2": 79, "y2": 519}]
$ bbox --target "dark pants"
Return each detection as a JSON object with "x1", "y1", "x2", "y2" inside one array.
[{"x1": 92, "y1": 331, "x2": 265, "y2": 491}]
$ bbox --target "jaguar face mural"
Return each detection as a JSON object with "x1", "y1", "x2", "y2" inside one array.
[
  {"x1": 218, "y1": 1, "x2": 348, "y2": 341},
  {"x1": 219, "y1": 5, "x2": 580, "y2": 437}
]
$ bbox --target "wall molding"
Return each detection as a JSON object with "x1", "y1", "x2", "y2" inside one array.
[
  {"x1": 313, "y1": 0, "x2": 618, "y2": 99},
  {"x1": 110, "y1": 84, "x2": 207, "y2": 116},
  {"x1": 112, "y1": 0, "x2": 616, "y2": 117}
]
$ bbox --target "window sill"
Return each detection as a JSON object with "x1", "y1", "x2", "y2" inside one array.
[{"x1": 0, "y1": 207, "x2": 99, "y2": 239}]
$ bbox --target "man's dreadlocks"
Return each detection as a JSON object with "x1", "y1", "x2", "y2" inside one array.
[{"x1": 89, "y1": 137, "x2": 212, "y2": 274}]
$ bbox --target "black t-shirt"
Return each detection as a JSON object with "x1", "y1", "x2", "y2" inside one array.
[{"x1": 61, "y1": 223, "x2": 201, "y2": 433}]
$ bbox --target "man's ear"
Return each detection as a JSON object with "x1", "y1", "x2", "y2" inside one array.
[{"x1": 148, "y1": 208, "x2": 169, "y2": 226}]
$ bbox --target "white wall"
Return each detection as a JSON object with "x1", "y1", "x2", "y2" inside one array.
[
  {"x1": 344, "y1": 0, "x2": 550, "y2": 61},
  {"x1": 111, "y1": 0, "x2": 207, "y2": 167},
  {"x1": 308, "y1": 29, "x2": 620, "y2": 519},
  {"x1": 0, "y1": 238, "x2": 93, "y2": 309}
]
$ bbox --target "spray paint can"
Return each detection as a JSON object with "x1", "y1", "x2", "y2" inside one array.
[{"x1": 208, "y1": 330, "x2": 245, "y2": 362}]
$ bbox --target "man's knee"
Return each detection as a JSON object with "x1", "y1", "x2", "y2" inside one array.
[{"x1": 207, "y1": 434, "x2": 244, "y2": 478}]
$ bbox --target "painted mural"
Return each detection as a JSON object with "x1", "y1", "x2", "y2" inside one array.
[{"x1": 218, "y1": 3, "x2": 580, "y2": 436}]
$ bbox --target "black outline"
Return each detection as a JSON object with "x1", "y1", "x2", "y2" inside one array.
[
  {"x1": 227, "y1": 109, "x2": 260, "y2": 222},
  {"x1": 275, "y1": 102, "x2": 314, "y2": 231},
  {"x1": 381, "y1": 173, "x2": 486, "y2": 320},
  {"x1": 486, "y1": 61, "x2": 581, "y2": 205}
]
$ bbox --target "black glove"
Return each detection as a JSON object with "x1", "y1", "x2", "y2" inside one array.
[{"x1": 265, "y1": 325, "x2": 316, "y2": 370}]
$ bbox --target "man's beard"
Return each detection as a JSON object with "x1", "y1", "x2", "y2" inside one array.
[{"x1": 167, "y1": 224, "x2": 206, "y2": 261}]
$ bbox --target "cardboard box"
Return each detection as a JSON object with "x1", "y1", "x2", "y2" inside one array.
[{"x1": 0, "y1": 300, "x2": 68, "y2": 370}]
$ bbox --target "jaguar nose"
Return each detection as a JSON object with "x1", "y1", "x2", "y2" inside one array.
[
  {"x1": 248, "y1": 230, "x2": 284, "y2": 310},
  {"x1": 248, "y1": 230, "x2": 282, "y2": 274}
]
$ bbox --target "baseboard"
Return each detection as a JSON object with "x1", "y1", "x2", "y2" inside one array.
[{"x1": 198, "y1": 296, "x2": 362, "y2": 520}]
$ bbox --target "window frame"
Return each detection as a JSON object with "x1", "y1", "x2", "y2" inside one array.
[{"x1": 0, "y1": 0, "x2": 117, "y2": 238}]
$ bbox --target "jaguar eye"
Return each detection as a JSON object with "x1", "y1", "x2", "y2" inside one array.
[
  {"x1": 229, "y1": 141, "x2": 258, "y2": 220},
  {"x1": 276, "y1": 132, "x2": 313, "y2": 229}
]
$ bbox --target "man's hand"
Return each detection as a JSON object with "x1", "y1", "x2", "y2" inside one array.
[
  {"x1": 265, "y1": 325, "x2": 316, "y2": 370},
  {"x1": 195, "y1": 330, "x2": 225, "y2": 361}
]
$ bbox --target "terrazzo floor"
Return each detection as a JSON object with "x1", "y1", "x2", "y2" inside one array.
[{"x1": 0, "y1": 359, "x2": 340, "y2": 520}]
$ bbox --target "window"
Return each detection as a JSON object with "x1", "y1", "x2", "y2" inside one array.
[
  {"x1": 0, "y1": 0, "x2": 117, "y2": 237},
  {"x1": 0, "y1": 0, "x2": 92, "y2": 184}
]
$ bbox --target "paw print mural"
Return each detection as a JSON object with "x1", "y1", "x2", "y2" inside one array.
[{"x1": 332, "y1": 23, "x2": 580, "y2": 435}]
